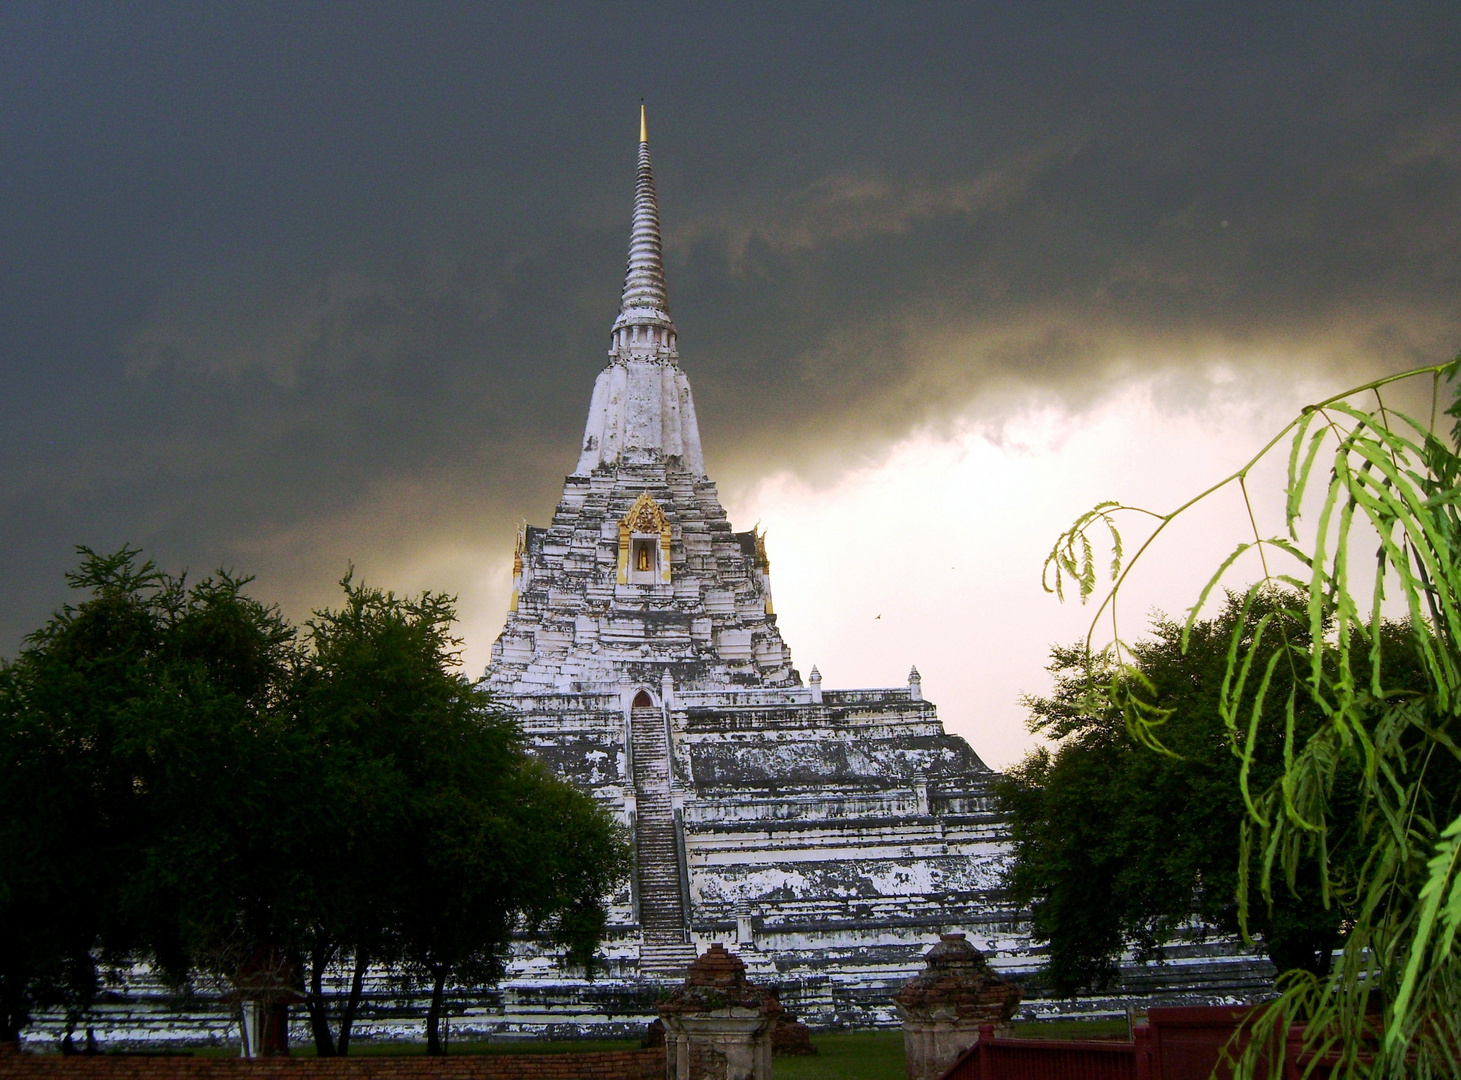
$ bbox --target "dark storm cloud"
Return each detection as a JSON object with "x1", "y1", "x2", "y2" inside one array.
[{"x1": 1, "y1": 1, "x2": 1458, "y2": 650}]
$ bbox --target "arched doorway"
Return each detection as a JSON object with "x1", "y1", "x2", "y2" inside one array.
[{"x1": 633, "y1": 689, "x2": 654, "y2": 709}]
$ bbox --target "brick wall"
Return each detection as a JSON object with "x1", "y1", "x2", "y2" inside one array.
[{"x1": 0, "y1": 1047, "x2": 665, "y2": 1080}]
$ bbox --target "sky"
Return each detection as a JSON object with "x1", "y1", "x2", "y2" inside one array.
[{"x1": 2, "y1": 2, "x2": 1458, "y2": 768}]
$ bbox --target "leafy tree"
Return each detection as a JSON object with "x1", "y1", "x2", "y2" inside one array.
[
  {"x1": 996, "y1": 591, "x2": 1358, "y2": 996},
  {"x1": 1048, "y1": 361, "x2": 1461, "y2": 1077},
  {"x1": 295, "y1": 575, "x2": 630, "y2": 1055},
  {"x1": 1, "y1": 552, "x2": 629, "y2": 1056},
  {"x1": 0, "y1": 657, "x2": 109, "y2": 1042},
  {"x1": 0, "y1": 549, "x2": 301, "y2": 1044}
]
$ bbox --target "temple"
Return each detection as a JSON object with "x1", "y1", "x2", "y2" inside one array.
[
  {"x1": 483, "y1": 108, "x2": 1019, "y2": 1026},
  {"x1": 17, "y1": 112, "x2": 1276, "y2": 1050}
]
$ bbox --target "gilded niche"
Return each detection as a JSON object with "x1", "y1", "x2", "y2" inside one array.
[
  {"x1": 625, "y1": 491, "x2": 668, "y2": 533},
  {"x1": 617, "y1": 492, "x2": 673, "y2": 585}
]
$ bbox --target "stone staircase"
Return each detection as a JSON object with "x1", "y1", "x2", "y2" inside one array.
[{"x1": 630, "y1": 704, "x2": 697, "y2": 976}]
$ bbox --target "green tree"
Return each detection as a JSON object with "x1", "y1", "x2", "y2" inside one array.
[
  {"x1": 124, "y1": 570, "x2": 306, "y2": 1045},
  {"x1": 0, "y1": 548, "x2": 301, "y2": 1045},
  {"x1": 1049, "y1": 362, "x2": 1461, "y2": 1077},
  {"x1": 1, "y1": 552, "x2": 629, "y2": 1056},
  {"x1": 296, "y1": 575, "x2": 630, "y2": 1055},
  {"x1": 0, "y1": 656, "x2": 109, "y2": 1043},
  {"x1": 997, "y1": 591, "x2": 1354, "y2": 997}
]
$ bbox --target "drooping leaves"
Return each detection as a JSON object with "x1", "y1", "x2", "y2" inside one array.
[{"x1": 1048, "y1": 358, "x2": 1461, "y2": 1078}]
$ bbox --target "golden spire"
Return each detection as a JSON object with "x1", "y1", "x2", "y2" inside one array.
[{"x1": 639, "y1": 102, "x2": 647, "y2": 144}]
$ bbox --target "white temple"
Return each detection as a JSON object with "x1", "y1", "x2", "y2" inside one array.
[
  {"x1": 19, "y1": 112, "x2": 1277, "y2": 1049},
  {"x1": 482, "y1": 109, "x2": 1020, "y2": 1027}
]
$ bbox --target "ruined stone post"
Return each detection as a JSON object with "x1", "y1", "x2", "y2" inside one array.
[
  {"x1": 734, "y1": 900, "x2": 755, "y2": 949},
  {"x1": 234, "y1": 945, "x2": 301, "y2": 1057},
  {"x1": 658, "y1": 943, "x2": 780, "y2": 1080},
  {"x1": 893, "y1": 933, "x2": 1021, "y2": 1080}
]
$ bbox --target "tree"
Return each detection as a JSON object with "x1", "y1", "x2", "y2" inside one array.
[
  {"x1": 1048, "y1": 362, "x2": 1461, "y2": 1077},
  {"x1": 295, "y1": 575, "x2": 630, "y2": 1055},
  {"x1": 124, "y1": 570, "x2": 306, "y2": 1050},
  {"x1": 1, "y1": 552, "x2": 629, "y2": 1055},
  {"x1": 0, "y1": 657, "x2": 109, "y2": 1043},
  {"x1": 0, "y1": 549, "x2": 301, "y2": 1046},
  {"x1": 996, "y1": 591, "x2": 1356, "y2": 997}
]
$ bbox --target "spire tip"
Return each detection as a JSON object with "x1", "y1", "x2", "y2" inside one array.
[{"x1": 612, "y1": 99, "x2": 673, "y2": 343}]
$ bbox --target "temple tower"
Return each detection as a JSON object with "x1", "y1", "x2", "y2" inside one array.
[
  {"x1": 487, "y1": 107, "x2": 795, "y2": 706},
  {"x1": 40, "y1": 114, "x2": 1274, "y2": 1048},
  {"x1": 486, "y1": 108, "x2": 802, "y2": 973},
  {"x1": 485, "y1": 111, "x2": 1012, "y2": 997}
]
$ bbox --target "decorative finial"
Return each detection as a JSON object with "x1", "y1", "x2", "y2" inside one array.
[{"x1": 610, "y1": 102, "x2": 674, "y2": 350}]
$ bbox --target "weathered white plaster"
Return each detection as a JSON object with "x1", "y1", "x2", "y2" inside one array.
[
  {"x1": 482, "y1": 124, "x2": 1022, "y2": 1019},
  {"x1": 32, "y1": 119, "x2": 1280, "y2": 1053}
]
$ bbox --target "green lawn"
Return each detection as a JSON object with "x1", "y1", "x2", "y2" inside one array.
[
  {"x1": 256, "y1": 1038, "x2": 646, "y2": 1057},
  {"x1": 196, "y1": 1031, "x2": 905, "y2": 1075},
  {"x1": 1012, "y1": 1018, "x2": 1131, "y2": 1040},
  {"x1": 190, "y1": 1037, "x2": 646, "y2": 1058},
  {"x1": 193, "y1": 1017, "x2": 1128, "y2": 1076},
  {"x1": 775, "y1": 1030, "x2": 904, "y2": 1080}
]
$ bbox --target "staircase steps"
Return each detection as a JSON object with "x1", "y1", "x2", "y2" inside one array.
[
  {"x1": 639, "y1": 943, "x2": 699, "y2": 977},
  {"x1": 630, "y1": 706, "x2": 690, "y2": 960}
]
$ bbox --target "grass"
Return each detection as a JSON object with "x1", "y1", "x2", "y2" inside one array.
[
  {"x1": 1011, "y1": 1018, "x2": 1131, "y2": 1040},
  {"x1": 185, "y1": 1017, "x2": 1129, "y2": 1077},
  {"x1": 771, "y1": 1020, "x2": 1131, "y2": 1080},
  {"x1": 774, "y1": 1030, "x2": 904, "y2": 1080},
  {"x1": 186, "y1": 1033, "x2": 904, "y2": 1075}
]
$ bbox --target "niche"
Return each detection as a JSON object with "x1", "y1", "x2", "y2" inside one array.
[
  {"x1": 629, "y1": 537, "x2": 660, "y2": 584},
  {"x1": 633, "y1": 690, "x2": 654, "y2": 709},
  {"x1": 618, "y1": 492, "x2": 671, "y2": 586}
]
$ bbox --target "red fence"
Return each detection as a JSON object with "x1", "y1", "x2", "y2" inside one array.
[
  {"x1": 945, "y1": 1030, "x2": 1137, "y2": 1080},
  {"x1": 1141, "y1": 1007, "x2": 1279, "y2": 1080},
  {"x1": 939, "y1": 1006, "x2": 1295, "y2": 1080}
]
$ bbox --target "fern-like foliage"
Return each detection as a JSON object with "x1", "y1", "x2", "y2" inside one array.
[{"x1": 1048, "y1": 360, "x2": 1461, "y2": 1078}]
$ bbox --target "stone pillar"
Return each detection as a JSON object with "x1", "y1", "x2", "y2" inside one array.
[
  {"x1": 658, "y1": 943, "x2": 780, "y2": 1080},
  {"x1": 734, "y1": 901, "x2": 755, "y2": 949},
  {"x1": 808, "y1": 666, "x2": 822, "y2": 705},
  {"x1": 893, "y1": 933, "x2": 1021, "y2": 1080}
]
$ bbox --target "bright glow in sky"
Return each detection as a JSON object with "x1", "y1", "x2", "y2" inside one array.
[{"x1": 438, "y1": 365, "x2": 1334, "y2": 772}]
